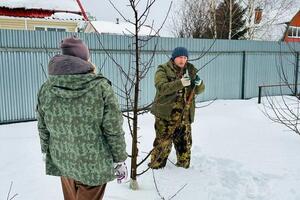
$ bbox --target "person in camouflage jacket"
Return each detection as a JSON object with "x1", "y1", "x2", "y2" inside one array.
[
  {"x1": 149, "y1": 47, "x2": 205, "y2": 169},
  {"x1": 36, "y1": 36, "x2": 127, "y2": 200}
]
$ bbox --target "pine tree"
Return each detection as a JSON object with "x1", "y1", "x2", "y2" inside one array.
[{"x1": 214, "y1": 0, "x2": 248, "y2": 39}]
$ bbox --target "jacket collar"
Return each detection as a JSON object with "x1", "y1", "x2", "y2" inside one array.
[{"x1": 48, "y1": 54, "x2": 94, "y2": 75}]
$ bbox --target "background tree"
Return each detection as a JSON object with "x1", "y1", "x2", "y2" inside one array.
[
  {"x1": 173, "y1": 0, "x2": 247, "y2": 39},
  {"x1": 171, "y1": 0, "x2": 211, "y2": 38},
  {"x1": 243, "y1": 0, "x2": 297, "y2": 40},
  {"x1": 214, "y1": 0, "x2": 247, "y2": 39},
  {"x1": 173, "y1": 0, "x2": 300, "y2": 40}
]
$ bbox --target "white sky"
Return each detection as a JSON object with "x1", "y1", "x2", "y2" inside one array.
[{"x1": 80, "y1": 0, "x2": 182, "y2": 36}]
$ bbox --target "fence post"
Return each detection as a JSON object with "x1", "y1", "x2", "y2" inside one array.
[
  {"x1": 295, "y1": 52, "x2": 299, "y2": 96},
  {"x1": 258, "y1": 86, "x2": 262, "y2": 104},
  {"x1": 241, "y1": 51, "x2": 246, "y2": 99}
]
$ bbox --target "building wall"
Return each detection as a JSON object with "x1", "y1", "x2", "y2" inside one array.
[
  {"x1": 0, "y1": 17, "x2": 78, "y2": 32},
  {"x1": 285, "y1": 11, "x2": 300, "y2": 42}
]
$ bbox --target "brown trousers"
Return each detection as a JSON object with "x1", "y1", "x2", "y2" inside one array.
[{"x1": 61, "y1": 177, "x2": 106, "y2": 200}]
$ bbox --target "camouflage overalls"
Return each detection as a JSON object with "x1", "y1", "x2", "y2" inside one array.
[{"x1": 150, "y1": 73, "x2": 192, "y2": 169}]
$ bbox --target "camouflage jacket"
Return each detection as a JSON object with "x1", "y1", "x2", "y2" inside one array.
[
  {"x1": 36, "y1": 55, "x2": 127, "y2": 186},
  {"x1": 150, "y1": 60, "x2": 205, "y2": 123}
]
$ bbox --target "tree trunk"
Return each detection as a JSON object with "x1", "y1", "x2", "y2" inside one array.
[
  {"x1": 229, "y1": 0, "x2": 232, "y2": 39},
  {"x1": 246, "y1": 0, "x2": 255, "y2": 39},
  {"x1": 210, "y1": 0, "x2": 217, "y2": 38},
  {"x1": 130, "y1": 6, "x2": 139, "y2": 190}
]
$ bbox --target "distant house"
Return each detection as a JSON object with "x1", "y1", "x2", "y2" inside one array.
[
  {"x1": 0, "y1": 0, "x2": 84, "y2": 32},
  {"x1": 248, "y1": 0, "x2": 300, "y2": 42},
  {"x1": 284, "y1": 10, "x2": 300, "y2": 42},
  {"x1": 85, "y1": 19, "x2": 157, "y2": 36}
]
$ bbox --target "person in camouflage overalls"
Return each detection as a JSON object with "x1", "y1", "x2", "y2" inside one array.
[
  {"x1": 149, "y1": 47, "x2": 205, "y2": 169},
  {"x1": 36, "y1": 36, "x2": 127, "y2": 200}
]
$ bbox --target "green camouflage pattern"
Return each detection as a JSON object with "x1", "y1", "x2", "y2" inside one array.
[
  {"x1": 36, "y1": 73, "x2": 127, "y2": 186},
  {"x1": 150, "y1": 60, "x2": 205, "y2": 123},
  {"x1": 149, "y1": 87, "x2": 192, "y2": 169}
]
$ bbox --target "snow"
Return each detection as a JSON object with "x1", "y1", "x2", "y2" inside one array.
[
  {"x1": 47, "y1": 12, "x2": 83, "y2": 21},
  {"x1": 0, "y1": 0, "x2": 80, "y2": 12},
  {"x1": 87, "y1": 20, "x2": 157, "y2": 36},
  {"x1": 1, "y1": 97, "x2": 300, "y2": 199}
]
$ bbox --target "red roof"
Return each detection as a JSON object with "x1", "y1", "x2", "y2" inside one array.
[
  {"x1": 0, "y1": 3, "x2": 81, "y2": 18},
  {"x1": 0, "y1": 7, "x2": 56, "y2": 18}
]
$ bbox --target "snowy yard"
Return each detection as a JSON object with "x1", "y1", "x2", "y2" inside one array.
[{"x1": 1, "y1": 97, "x2": 300, "y2": 200}]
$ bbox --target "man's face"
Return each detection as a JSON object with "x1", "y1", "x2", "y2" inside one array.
[{"x1": 174, "y1": 56, "x2": 188, "y2": 68}]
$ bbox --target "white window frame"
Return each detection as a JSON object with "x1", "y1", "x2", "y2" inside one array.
[
  {"x1": 34, "y1": 26, "x2": 67, "y2": 32},
  {"x1": 288, "y1": 26, "x2": 300, "y2": 38}
]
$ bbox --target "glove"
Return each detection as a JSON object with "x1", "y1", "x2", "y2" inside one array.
[
  {"x1": 114, "y1": 162, "x2": 128, "y2": 184},
  {"x1": 193, "y1": 75, "x2": 202, "y2": 86},
  {"x1": 181, "y1": 71, "x2": 191, "y2": 87}
]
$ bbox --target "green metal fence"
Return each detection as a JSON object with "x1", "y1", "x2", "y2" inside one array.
[{"x1": 0, "y1": 29, "x2": 299, "y2": 124}]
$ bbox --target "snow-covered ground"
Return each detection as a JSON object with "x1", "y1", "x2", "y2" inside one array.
[{"x1": 1, "y1": 97, "x2": 300, "y2": 200}]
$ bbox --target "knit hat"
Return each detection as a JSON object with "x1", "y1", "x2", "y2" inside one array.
[
  {"x1": 60, "y1": 36, "x2": 89, "y2": 61},
  {"x1": 171, "y1": 47, "x2": 189, "y2": 60}
]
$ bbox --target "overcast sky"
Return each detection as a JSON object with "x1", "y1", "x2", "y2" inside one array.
[{"x1": 80, "y1": 0, "x2": 182, "y2": 36}]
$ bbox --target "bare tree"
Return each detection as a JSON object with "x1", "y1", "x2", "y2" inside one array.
[
  {"x1": 244, "y1": 0, "x2": 255, "y2": 39},
  {"x1": 171, "y1": 0, "x2": 212, "y2": 38},
  {"x1": 174, "y1": 0, "x2": 299, "y2": 41},
  {"x1": 261, "y1": 42, "x2": 300, "y2": 135},
  {"x1": 242, "y1": 0, "x2": 298, "y2": 40},
  {"x1": 6, "y1": 182, "x2": 18, "y2": 200},
  {"x1": 76, "y1": 0, "x2": 217, "y2": 192},
  {"x1": 76, "y1": 0, "x2": 173, "y2": 190},
  {"x1": 152, "y1": 170, "x2": 188, "y2": 200},
  {"x1": 210, "y1": 0, "x2": 218, "y2": 38},
  {"x1": 106, "y1": 0, "x2": 174, "y2": 190},
  {"x1": 229, "y1": 0, "x2": 233, "y2": 39},
  {"x1": 173, "y1": 0, "x2": 248, "y2": 39}
]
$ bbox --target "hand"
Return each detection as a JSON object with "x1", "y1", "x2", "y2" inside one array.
[
  {"x1": 114, "y1": 162, "x2": 128, "y2": 184},
  {"x1": 193, "y1": 75, "x2": 202, "y2": 86},
  {"x1": 181, "y1": 71, "x2": 191, "y2": 87}
]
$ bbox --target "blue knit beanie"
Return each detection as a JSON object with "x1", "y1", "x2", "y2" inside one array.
[{"x1": 171, "y1": 47, "x2": 189, "y2": 60}]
